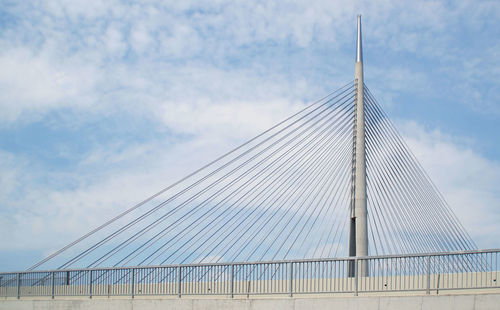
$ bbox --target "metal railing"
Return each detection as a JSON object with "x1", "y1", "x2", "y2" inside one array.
[{"x1": 1, "y1": 249, "x2": 498, "y2": 299}]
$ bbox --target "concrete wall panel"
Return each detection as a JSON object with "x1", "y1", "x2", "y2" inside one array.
[
  {"x1": 2, "y1": 293, "x2": 500, "y2": 310},
  {"x1": 475, "y1": 294, "x2": 500, "y2": 310}
]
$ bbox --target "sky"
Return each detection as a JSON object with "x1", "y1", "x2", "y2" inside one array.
[{"x1": 0, "y1": 0, "x2": 499, "y2": 271}]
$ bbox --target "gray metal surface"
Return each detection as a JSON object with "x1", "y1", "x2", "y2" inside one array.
[{"x1": 356, "y1": 15, "x2": 363, "y2": 63}]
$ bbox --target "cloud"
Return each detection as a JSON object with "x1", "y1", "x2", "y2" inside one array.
[
  {"x1": 1, "y1": 0, "x2": 499, "y2": 125},
  {"x1": 0, "y1": 48, "x2": 92, "y2": 123},
  {"x1": 0, "y1": 137, "x2": 222, "y2": 251},
  {"x1": 1, "y1": 114, "x2": 497, "y2": 264},
  {"x1": 0, "y1": 0, "x2": 499, "y2": 270},
  {"x1": 399, "y1": 120, "x2": 500, "y2": 249}
]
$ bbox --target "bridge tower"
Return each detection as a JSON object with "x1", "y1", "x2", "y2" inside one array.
[{"x1": 348, "y1": 15, "x2": 369, "y2": 276}]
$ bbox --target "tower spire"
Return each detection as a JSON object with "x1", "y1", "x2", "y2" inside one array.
[
  {"x1": 348, "y1": 14, "x2": 368, "y2": 276},
  {"x1": 356, "y1": 14, "x2": 363, "y2": 62}
]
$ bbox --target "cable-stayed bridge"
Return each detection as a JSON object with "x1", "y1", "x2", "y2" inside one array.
[{"x1": 0, "y1": 16, "x2": 498, "y2": 309}]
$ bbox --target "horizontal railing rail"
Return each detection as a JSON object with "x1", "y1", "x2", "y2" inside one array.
[{"x1": 1, "y1": 248, "x2": 498, "y2": 299}]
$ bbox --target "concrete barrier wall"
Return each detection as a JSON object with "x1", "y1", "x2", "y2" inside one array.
[{"x1": 1, "y1": 293, "x2": 500, "y2": 310}]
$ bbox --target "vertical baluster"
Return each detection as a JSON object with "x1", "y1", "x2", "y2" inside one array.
[
  {"x1": 230, "y1": 264, "x2": 234, "y2": 298},
  {"x1": 177, "y1": 266, "x2": 181, "y2": 298},
  {"x1": 426, "y1": 255, "x2": 431, "y2": 294},
  {"x1": 16, "y1": 273, "x2": 21, "y2": 299},
  {"x1": 89, "y1": 270, "x2": 93, "y2": 299},
  {"x1": 131, "y1": 268, "x2": 135, "y2": 299},
  {"x1": 481, "y1": 253, "x2": 484, "y2": 287},
  {"x1": 354, "y1": 259, "x2": 358, "y2": 296},
  {"x1": 51, "y1": 272, "x2": 55, "y2": 299}
]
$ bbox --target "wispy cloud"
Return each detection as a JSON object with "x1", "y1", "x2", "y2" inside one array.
[
  {"x1": 0, "y1": 0, "x2": 499, "y2": 270},
  {"x1": 400, "y1": 121, "x2": 500, "y2": 249}
]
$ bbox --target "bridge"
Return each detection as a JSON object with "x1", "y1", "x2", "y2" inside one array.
[{"x1": 1, "y1": 16, "x2": 499, "y2": 310}]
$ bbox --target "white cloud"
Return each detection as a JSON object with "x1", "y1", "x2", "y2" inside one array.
[
  {"x1": 104, "y1": 23, "x2": 127, "y2": 56},
  {"x1": 130, "y1": 23, "x2": 153, "y2": 54},
  {"x1": 1, "y1": 0, "x2": 498, "y2": 124},
  {"x1": 399, "y1": 121, "x2": 500, "y2": 249},
  {"x1": 159, "y1": 23, "x2": 202, "y2": 58},
  {"x1": 0, "y1": 137, "x2": 227, "y2": 252},
  {"x1": 0, "y1": 47, "x2": 103, "y2": 124},
  {"x1": 1, "y1": 116, "x2": 497, "y2": 258},
  {"x1": 0, "y1": 0, "x2": 499, "y2": 270}
]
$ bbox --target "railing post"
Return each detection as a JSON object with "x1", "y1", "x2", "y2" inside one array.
[
  {"x1": 354, "y1": 258, "x2": 358, "y2": 296},
  {"x1": 131, "y1": 268, "x2": 135, "y2": 299},
  {"x1": 177, "y1": 266, "x2": 182, "y2": 298},
  {"x1": 51, "y1": 272, "x2": 55, "y2": 299},
  {"x1": 426, "y1": 255, "x2": 431, "y2": 294},
  {"x1": 16, "y1": 273, "x2": 21, "y2": 299},
  {"x1": 289, "y1": 262, "x2": 293, "y2": 297},
  {"x1": 230, "y1": 264, "x2": 234, "y2": 298},
  {"x1": 89, "y1": 270, "x2": 93, "y2": 299}
]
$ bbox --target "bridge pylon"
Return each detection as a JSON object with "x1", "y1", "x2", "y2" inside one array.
[{"x1": 348, "y1": 14, "x2": 369, "y2": 277}]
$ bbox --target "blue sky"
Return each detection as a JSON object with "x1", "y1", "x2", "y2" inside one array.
[{"x1": 0, "y1": 0, "x2": 499, "y2": 271}]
